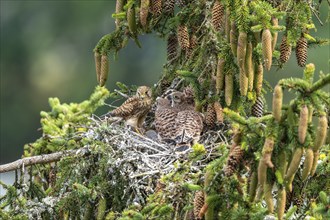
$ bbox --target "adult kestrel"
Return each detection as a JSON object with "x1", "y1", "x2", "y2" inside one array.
[{"x1": 106, "y1": 86, "x2": 153, "y2": 129}]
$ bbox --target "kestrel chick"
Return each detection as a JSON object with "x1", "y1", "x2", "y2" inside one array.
[
  {"x1": 154, "y1": 97, "x2": 178, "y2": 141},
  {"x1": 107, "y1": 86, "x2": 153, "y2": 129},
  {"x1": 170, "y1": 91, "x2": 195, "y2": 111},
  {"x1": 174, "y1": 110, "x2": 204, "y2": 145}
]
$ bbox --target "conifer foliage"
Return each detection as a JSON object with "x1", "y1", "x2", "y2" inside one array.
[{"x1": 0, "y1": 1, "x2": 329, "y2": 220}]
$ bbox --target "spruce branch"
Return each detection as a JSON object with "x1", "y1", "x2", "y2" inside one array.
[
  {"x1": 0, "y1": 146, "x2": 89, "y2": 173},
  {"x1": 308, "y1": 74, "x2": 330, "y2": 93}
]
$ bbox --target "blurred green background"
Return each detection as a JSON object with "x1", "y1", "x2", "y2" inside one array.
[{"x1": 0, "y1": 1, "x2": 329, "y2": 164}]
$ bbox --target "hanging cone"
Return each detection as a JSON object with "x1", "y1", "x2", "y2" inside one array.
[
  {"x1": 99, "y1": 55, "x2": 109, "y2": 87},
  {"x1": 237, "y1": 31, "x2": 247, "y2": 71},
  {"x1": 94, "y1": 52, "x2": 101, "y2": 83},
  {"x1": 245, "y1": 42, "x2": 254, "y2": 91},
  {"x1": 211, "y1": 0, "x2": 225, "y2": 31},
  {"x1": 271, "y1": 17, "x2": 278, "y2": 51},
  {"x1": 280, "y1": 35, "x2": 292, "y2": 63},
  {"x1": 115, "y1": 0, "x2": 125, "y2": 29},
  {"x1": 164, "y1": 0, "x2": 175, "y2": 15},
  {"x1": 224, "y1": 144, "x2": 244, "y2": 176},
  {"x1": 127, "y1": 6, "x2": 137, "y2": 35},
  {"x1": 251, "y1": 96, "x2": 264, "y2": 117},
  {"x1": 193, "y1": 191, "x2": 205, "y2": 219},
  {"x1": 225, "y1": 72, "x2": 233, "y2": 106},
  {"x1": 230, "y1": 22, "x2": 238, "y2": 56},
  {"x1": 167, "y1": 33, "x2": 178, "y2": 62},
  {"x1": 225, "y1": 9, "x2": 231, "y2": 42},
  {"x1": 177, "y1": 25, "x2": 190, "y2": 50},
  {"x1": 140, "y1": 0, "x2": 150, "y2": 29},
  {"x1": 205, "y1": 103, "x2": 216, "y2": 129},
  {"x1": 262, "y1": 29, "x2": 272, "y2": 71},
  {"x1": 213, "y1": 101, "x2": 223, "y2": 123},
  {"x1": 151, "y1": 0, "x2": 162, "y2": 19},
  {"x1": 296, "y1": 35, "x2": 308, "y2": 67},
  {"x1": 216, "y1": 58, "x2": 225, "y2": 94}
]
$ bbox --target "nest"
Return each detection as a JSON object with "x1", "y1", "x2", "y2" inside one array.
[{"x1": 83, "y1": 115, "x2": 230, "y2": 206}]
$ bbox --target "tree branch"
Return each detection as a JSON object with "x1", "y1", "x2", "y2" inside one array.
[
  {"x1": 0, "y1": 146, "x2": 89, "y2": 173},
  {"x1": 308, "y1": 74, "x2": 330, "y2": 93}
]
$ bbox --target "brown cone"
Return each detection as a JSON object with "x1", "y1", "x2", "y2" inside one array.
[
  {"x1": 262, "y1": 29, "x2": 272, "y2": 71},
  {"x1": 99, "y1": 55, "x2": 109, "y2": 87},
  {"x1": 251, "y1": 96, "x2": 264, "y2": 117},
  {"x1": 140, "y1": 0, "x2": 150, "y2": 29},
  {"x1": 164, "y1": 0, "x2": 175, "y2": 15},
  {"x1": 193, "y1": 191, "x2": 205, "y2": 219},
  {"x1": 151, "y1": 0, "x2": 162, "y2": 18},
  {"x1": 167, "y1": 33, "x2": 178, "y2": 62},
  {"x1": 213, "y1": 101, "x2": 223, "y2": 123},
  {"x1": 225, "y1": 72, "x2": 233, "y2": 106},
  {"x1": 94, "y1": 52, "x2": 101, "y2": 83},
  {"x1": 224, "y1": 144, "x2": 244, "y2": 176},
  {"x1": 205, "y1": 103, "x2": 216, "y2": 129},
  {"x1": 177, "y1": 25, "x2": 190, "y2": 50},
  {"x1": 296, "y1": 35, "x2": 308, "y2": 67},
  {"x1": 115, "y1": 0, "x2": 125, "y2": 29},
  {"x1": 212, "y1": 1, "x2": 225, "y2": 31},
  {"x1": 280, "y1": 35, "x2": 292, "y2": 63}
]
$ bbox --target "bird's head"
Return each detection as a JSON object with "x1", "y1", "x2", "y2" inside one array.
[
  {"x1": 169, "y1": 91, "x2": 185, "y2": 107},
  {"x1": 136, "y1": 86, "x2": 152, "y2": 99}
]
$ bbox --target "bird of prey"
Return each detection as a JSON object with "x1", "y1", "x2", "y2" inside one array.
[
  {"x1": 155, "y1": 89, "x2": 203, "y2": 152},
  {"x1": 105, "y1": 86, "x2": 153, "y2": 130},
  {"x1": 154, "y1": 97, "x2": 178, "y2": 141}
]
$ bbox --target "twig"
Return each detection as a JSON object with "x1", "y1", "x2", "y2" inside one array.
[
  {"x1": 114, "y1": 89, "x2": 129, "y2": 98},
  {"x1": 308, "y1": 74, "x2": 330, "y2": 93},
  {"x1": 0, "y1": 146, "x2": 89, "y2": 173}
]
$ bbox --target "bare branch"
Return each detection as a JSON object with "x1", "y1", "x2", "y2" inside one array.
[{"x1": 0, "y1": 146, "x2": 89, "y2": 173}]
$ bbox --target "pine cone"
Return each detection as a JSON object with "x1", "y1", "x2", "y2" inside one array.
[
  {"x1": 237, "y1": 31, "x2": 247, "y2": 71},
  {"x1": 164, "y1": 0, "x2": 175, "y2": 15},
  {"x1": 214, "y1": 101, "x2": 223, "y2": 123},
  {"x1": 177, "y1": 25, "x2": 190, "y2": 50},
  {"x1": 296, "y1": 35, "x2": 308, "y2": 67},
  {"x1": 280, "y1": 35, "x2": 292, "y2": 63},
  {"x1": 239, "y1": 69, "x2": 248, "y2": 96},
  {"x1": 211, "y1": 1, "x2": 225, "y2": 31},
  {"x1": 127, "y1": 6, "x2": 137, "y2": 35},
  {"x1": 140, "y1": 0, "x2": 150, "y2": 29},
  {"x1": 115, "y1": 0, "x2": 125, "y2": 29},
  {"x1": 99, "y1": 55, "x2": 109, "y2": 86},
  {"x1": 225, "y1": 72, "x2": 233, "y2": 106},
  {"x1": 94, "y1": 52, "x2": 101, "y2": 83},
  {"x1": 230, "y1": 22, "x2": 238, "y2": 56},
  {"x1": 251, "y1": 96, "x2": 264, "y2": 117},
  {"x1": 205, "y1": 103, "x2": 216, "y2": 129},
  {"x1": 167, "y1": 33, "x2": 178, "y2": 62},
  {"x1": 224, "y1": 144, "x2": 244, "y2": 176},
  {"x1": 193, "y1": 191, "x2": 205, "y2": 220},
  {"x1": 245, "y1": 42, "x2": 254, "y2": 92},
  {"x1": 151, "y1": 0, "x2": 162, "y2": 18},
  {"x1": 262, "y1": 29, "x2": 272, "y2": 71},
  {"x1": 271, "y1": 17, "x2": 278, "y2": 51}
]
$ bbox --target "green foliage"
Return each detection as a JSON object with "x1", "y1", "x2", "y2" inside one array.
[{"x1": 1, "y1": 1, "x2": 329, "y2": 220}]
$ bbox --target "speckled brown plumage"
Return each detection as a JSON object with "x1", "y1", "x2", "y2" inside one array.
[
  {"x1": 154, "y1": 97, "x2": 178, "y2": 140},
  {"x1": 108, "y1": 86, "x2": 153, "y2": 128},
  {"x1": 174, "y1": 109, "x2": 204, "y2": 144}
]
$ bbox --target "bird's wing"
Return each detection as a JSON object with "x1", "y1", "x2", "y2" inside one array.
[{"x1": 110, "y1": 96, "x2": 140, "y2": 117}]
